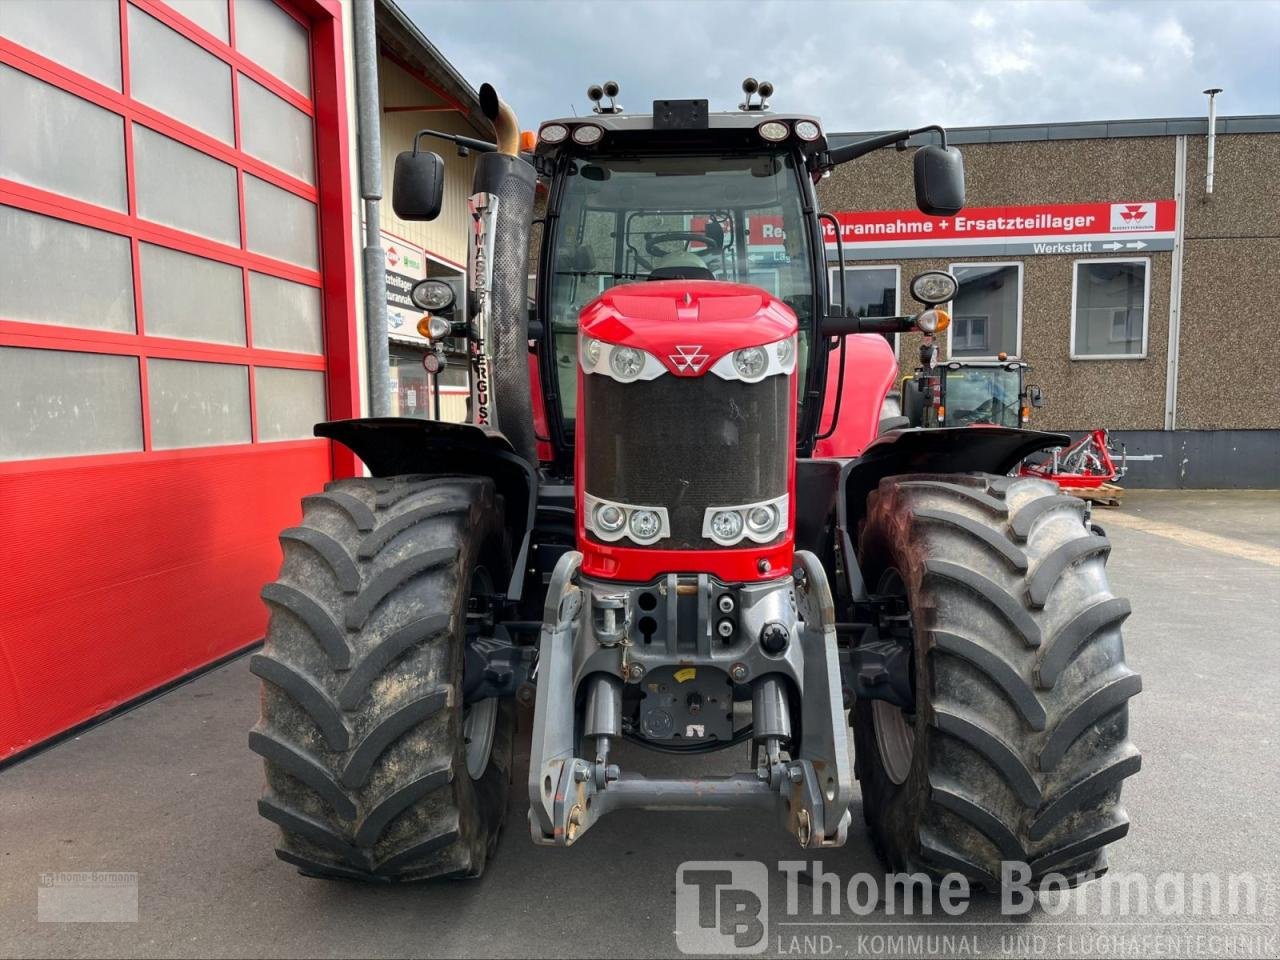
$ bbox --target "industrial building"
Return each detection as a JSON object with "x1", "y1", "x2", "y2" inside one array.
[{"x1": 0, "y1": 0, "x2": 1274, "y2": 765}]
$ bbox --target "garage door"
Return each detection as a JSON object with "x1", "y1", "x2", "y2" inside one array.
[{"x1": 0, "y1": 0, "x2": 359, "y2": 761}]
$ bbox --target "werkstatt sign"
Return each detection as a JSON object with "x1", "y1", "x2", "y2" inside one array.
[{"x1": 818, "y1": 200, "x2": 1177, "y2": 260}]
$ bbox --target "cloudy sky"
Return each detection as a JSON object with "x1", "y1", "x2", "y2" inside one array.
[{"x1": 401, "y1": 0, "x2": 1279, "y2": 132}]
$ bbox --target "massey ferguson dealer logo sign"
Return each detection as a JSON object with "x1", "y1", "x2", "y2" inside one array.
[{"x1": 810, "y1": 199, "x2": 1177, "y2": 260}]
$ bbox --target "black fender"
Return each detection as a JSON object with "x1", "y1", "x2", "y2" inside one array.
[
  {"x1": 823, "y1": 426, "x2": 1067, "y2": 605},
  {"x1": 315, "y1": 417, "x2": 537, "y2": 602}
]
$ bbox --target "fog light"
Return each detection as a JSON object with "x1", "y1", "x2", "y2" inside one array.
[
  {"x1": 747, "y1": 504, "x2": 778, "y2": 535},
  {"x1": 596, "y1": 503, "x2": 625, "y2": 533}
]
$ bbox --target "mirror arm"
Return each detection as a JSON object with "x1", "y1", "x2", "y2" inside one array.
[
  {"x1": 413, "y1": 128, "x2": 498, "y2": 155},
  {"x1": 822, "y1": 314, "x2": 920, "y2": 337},
  {"x1": 822, "y1": 124, "x2": 948, "y2": 168}
]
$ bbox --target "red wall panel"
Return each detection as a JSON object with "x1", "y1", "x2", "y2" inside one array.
[{"x1": 0, "y1": 442, "x2": 330, "y2": 760}]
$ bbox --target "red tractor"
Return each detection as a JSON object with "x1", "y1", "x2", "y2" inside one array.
[{"x1": 251, "y1": 80, "x2": 1140, "y2": 886}]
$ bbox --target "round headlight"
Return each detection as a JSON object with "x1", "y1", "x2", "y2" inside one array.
[
  {"x1": 539, "y1": 123, "x2": 569, "y2": 144},
  {"x1": 710, "y1": 510, "x2": 744, "y2": 542},
  {"x1": 746, "y1": 504, "x2": 778, "y2": 534},
  {"x1": 582, "y1": 338, "x2": 601, "y2": 368},
  {"x1": 733, "y1": 347, "x2": 768, "y2": 379},
  {"x1": 572, "y1": 124, "x2": 604, "y2": 145},
  {"x1": 596, "y1": 502, "x2": 625, "y2": 533},
  {"x1": 629, "y1": 509, "x2": 661, "y2": 541},
  {"x1": 610, "y1": 346, "x2": 645, "y2": 380},
  {"x1": 916, "y1": 308, "x2": 952, "y2": 335},
  {"x1": 774, "y1": 337, "x2": 794, "y2": 367},
  {"x1": 910, "y1": 270, "x2": 958, "y2": 306},
  {"x1": 757, "y1": 120, "x2": 789, "y2": 142},
  {"x1": 794, "y1": 120, "x2": 821, "y2": 142},
  {"x1": 409, "y1": 278, "x2": 455, "y2": 312}
]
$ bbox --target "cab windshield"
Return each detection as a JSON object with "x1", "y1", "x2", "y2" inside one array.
[
  {"x1": 545, "y1": 150, "x2": 815, "y2": 424},
  {"x1": 944, "y1": 367, "x2": 1023, "y2": 427}
]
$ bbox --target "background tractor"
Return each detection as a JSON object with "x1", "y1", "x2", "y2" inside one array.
[
  {"x1": 251, "y1": 77, "x2": 1140, "y2": 886},
  {"x1": 902, "y1": 335, "x2": 1044, "y2": 430}
]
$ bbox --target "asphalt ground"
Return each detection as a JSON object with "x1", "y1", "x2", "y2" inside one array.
[{"x1": 2, "y1": 490, "x2": 1278, "y2": 960}]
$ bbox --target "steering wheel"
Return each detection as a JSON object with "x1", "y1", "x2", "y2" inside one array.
[{"x1": 644, "y1": 231, "x2": 723, "y2": 261}]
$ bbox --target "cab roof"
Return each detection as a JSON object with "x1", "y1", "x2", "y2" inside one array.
[{"x1": 534, "y1": 104, "x2": 829, "y2": 159}]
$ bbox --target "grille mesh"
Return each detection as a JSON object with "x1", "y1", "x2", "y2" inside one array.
[{"x1": 582, "y1": 372, "x2": 789, "y2": 549}]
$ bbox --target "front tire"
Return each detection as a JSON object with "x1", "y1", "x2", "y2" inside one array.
[
  {"x1": 853, "y1": 473, "x2": 1140, "y2": 887},
  {"x1": 251, "y1": 475, "x2": 514, "y2": 881}
]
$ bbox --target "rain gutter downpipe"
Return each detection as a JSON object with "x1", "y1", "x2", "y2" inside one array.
[{"x1": 355, "y1": 0, "x2": 390, "y2": 416}]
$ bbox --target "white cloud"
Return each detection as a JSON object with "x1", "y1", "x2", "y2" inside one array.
[{"x1": 400, "y1": 0, "x2": 1280, "y2": 132}]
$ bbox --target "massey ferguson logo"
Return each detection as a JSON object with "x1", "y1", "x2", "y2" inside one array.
[
  {"x1": 669, "y1": 344, "x2": 709, "y2": 374},
  {"x1": 1110, "y1": 202, "x2": 1155, "y2": 231}
]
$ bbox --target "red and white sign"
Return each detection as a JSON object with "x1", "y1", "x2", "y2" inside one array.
[{"x1": 816, "y1": 200, "x2": 1177, "y2": 258}]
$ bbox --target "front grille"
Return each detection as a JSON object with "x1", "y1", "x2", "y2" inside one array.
[{"x1": 582, "y1": 372, "x2": 789, "y2": 549}]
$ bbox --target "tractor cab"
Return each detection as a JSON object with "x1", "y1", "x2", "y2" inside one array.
[{"x1": 904, "y1": 353, "x2": 1044, "y2": 429}]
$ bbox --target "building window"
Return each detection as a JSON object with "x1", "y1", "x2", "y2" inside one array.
[
  {"x1": 948, "y1": 263, "x2": 1022, "y2": 359},
  {"x1": 829, "y1": 264, "x2": 900, "y2": 350},
  {"x1": 1072, "y1": 258, "x2": 1149, "y2": 359}
]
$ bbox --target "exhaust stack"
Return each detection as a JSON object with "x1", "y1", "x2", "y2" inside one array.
[
  {"x1": 1203, "y1": 87, "x2": 1222, "y2": 196},
  {"x1": 466, "y1": 84, "x2": 538, "y2": 465}
]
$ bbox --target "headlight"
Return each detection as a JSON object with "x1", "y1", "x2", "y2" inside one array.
[
  {"x1": 595, "y1": 502, "x2": 625, "y2": 533},
  {"x1": 610, "y1": 346, "x2": 645, "y2": 380},
  {"x1": 733, "y1": 347, "x2": 768, "y2": 379},
  {"x1": 409, "y1": 278, "x2": 455, "y2": 311},
  {"x1": 572, "y1": 124, "x2": 604, "y2": 145},
  {"x1": 583, "y1": 340, "x2": 665, "y2": 381},
  {"x1": 629, "y1": 509, "x2": 661, "y2": 542},
  {"x1": 584, "y1": 495, "x2": 669, "y2": 544},
  {"x1": 916, "y1": 308, "x2": 951, "y2": 335},
  {"x1": 757, "y1": 120, "x2": 789, "y2": 142},
  {"x1": 910, "y1": 270, "x2": 957, "y2": 306},
  {"x1": 703, "y1": 495, "x2": 788, "y2": 546},
  {"x1": 709, "y1": 510, "x2": 744, "y2": 542},
  {"x1": 794, "y1": 120, "x2": 821, "y2": 141},
  {"x1": 539, "y1": 123, "x2": 569, "y2": 144}
]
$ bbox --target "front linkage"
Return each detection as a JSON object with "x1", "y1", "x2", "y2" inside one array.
[{"x1": 528, "y1": 550, "x2": 854, "y2": 848}]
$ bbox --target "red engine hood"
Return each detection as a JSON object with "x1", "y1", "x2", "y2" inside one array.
[{"x1": 579, "y1": 280, "x2": 797, "y2": 377}]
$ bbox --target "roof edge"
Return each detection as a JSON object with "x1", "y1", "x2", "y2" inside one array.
[{"x1": 830, "y1": 114, "x2": 1280, "y2": 148}]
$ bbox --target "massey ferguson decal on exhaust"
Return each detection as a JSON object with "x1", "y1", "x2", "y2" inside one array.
[{"x1": 467, "y1": 191, "x2": 499, "y2": 425}]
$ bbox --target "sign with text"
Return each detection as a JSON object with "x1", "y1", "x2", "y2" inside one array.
[
  {"x1": 819, "y1": 200, "x2": 1177, "y2": 260},
  {"x1": 380, "y1": 231, "x2": 429, "y2": 343}
]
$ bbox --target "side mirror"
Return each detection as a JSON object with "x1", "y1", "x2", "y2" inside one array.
[
  {"x1": 1028, "y1": 385, "x2": 1045, "y2": 408},
  {"x1": 913, "y1": 144, "x2": 965, "y2": 217},
  {"x1": 392, "y1": 148, "x2": 444, "y2": 221}
]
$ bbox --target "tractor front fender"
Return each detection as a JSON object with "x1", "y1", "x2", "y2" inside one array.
[
  {"x1": 832, "y1": 426, "x2": 1066, "y2": 601},
  {"x1": 315, "y1": 417, "x2": 537, "y2": 600}
]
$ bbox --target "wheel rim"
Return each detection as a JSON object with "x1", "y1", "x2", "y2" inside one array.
[
  {"x1": 872, "y1": 699, "x2": 914, "y2": 785},
  {"x1": 871, "y1": 567, "x2": 914, "y2": 785},
  {"x1": 463, "y1": 566, "x2": 498, "y2": 780},
  {"x1": 463, "y1": 696, "x2": 498, "y2": 780}
]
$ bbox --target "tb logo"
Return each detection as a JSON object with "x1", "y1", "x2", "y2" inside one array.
[{"x1": 675, "y1": 861, "x2": 768, "y2": 955}]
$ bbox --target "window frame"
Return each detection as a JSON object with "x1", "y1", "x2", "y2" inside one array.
[
  {"x1": 946, "y1": 261, "x2": 1023, "y2": 361},
  {"x1": 827, "y1": 262, "x2": 901, "y2": 354},
  {"x1": 1069, "y1": 256, "x2": 1151, "y2": 361},
  {"x1": 0, "y1": 0, "x2": 350, "y2": 466}
]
